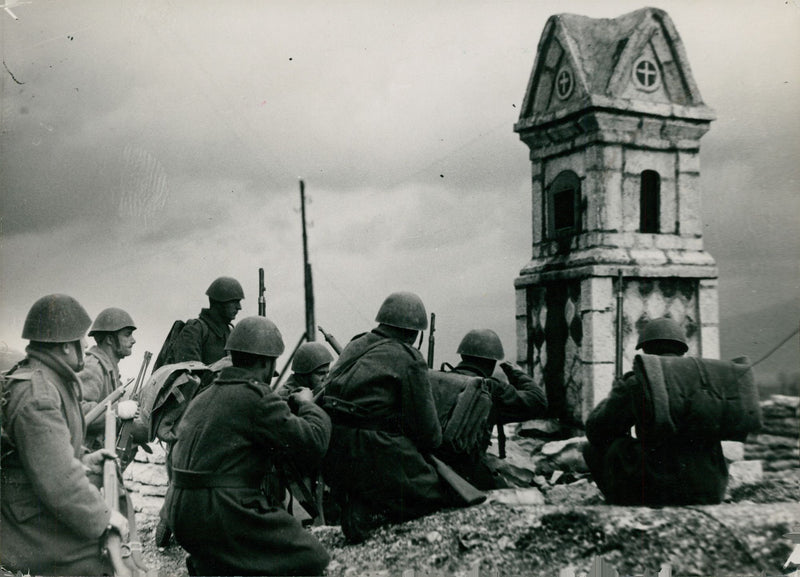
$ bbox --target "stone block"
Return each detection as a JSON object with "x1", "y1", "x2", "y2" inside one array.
[
  {"x1": 584, "y1": 362, "x2": 616, "y2": 414},
  {"x1": 545, "y1": 152, "x2": 585, "y2": 182},
  {"x1": 665, "y1": 250, "x2": 716, "y2": 266},
  {"x1": 629, "y1": 249, "x2": 669, "y2": 266},
  {"x1": 678, "y1": 150, "x2": 700, "y2": 174},
  {"x1": 515, "y1": 319, "x2": 527, "y2": 363},
  {"x1": 659, "y1": 177, "x2": 678, "y2": 234},
  {"x1": 677, "y1": 172, "x2": 703, "y2": 236},
  {"x1": 586, "y1": 144, "x2": 623, "y2": 171},
  {"x1": 698, "y1": 279, "x2": 719, "y2": 325},
  {"x1": 662, "y1": 119, "x2": 711, "y2": 144},
  {"x1": 726, "y1": 460, "x2": 763, "y2": 491},
  {"x1": 581, "y1": 276, "x2": 613, "y2": 312},
  {"x1": 652, "y1": 234, "x2": 684, "y2": 250},
  {"x1": 621, "y1": 175, "x2": 640, "y2": 232},
  {"x1": 722, "y1": 441, "x2": 745, "y2": 462},
  {"x1": 623, "y1": 148, "x2": 676, "y2": 179},
  {"x1": 584, "y1": 310, "x2": 616, "y2": 361},
  {"x1": 700, "y1": 323, "x2": 720, "y2": 359}
]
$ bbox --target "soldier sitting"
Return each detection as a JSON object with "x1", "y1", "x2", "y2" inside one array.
[
  {"x1": 432, "y1": 329, "x2": 548, "y2": 490},
  {"x1": 164, "y1": 316, "x2": 331, "y2": 576},
  {"x1": 583, "y1": 317, "x2": 760, "y2": 506},
  {"x1": 1, "y1": 295, "x2": 128, "y2": 576},
  {"x1": 322, "y1": 291, "x2": 459, "y2": 544}
]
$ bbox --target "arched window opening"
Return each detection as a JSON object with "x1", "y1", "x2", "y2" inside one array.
[
  {"x1": 640, "y1": 170, "x2": 660, "y2": 233},
  {"x1": 547, "y1": 170, "x2": 581, "y2": 240}
]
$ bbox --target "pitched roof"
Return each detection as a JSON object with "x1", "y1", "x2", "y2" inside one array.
[{"x1": 516, "y1": 7, "x2": 715, "y2": 130}]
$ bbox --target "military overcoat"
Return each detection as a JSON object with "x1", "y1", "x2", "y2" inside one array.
[
  {"x1": 583, "y1": 371, "x2": 728, "y2": 506},
  {"x1": 322, "y1": 328, "x2": 451, "y2": 521},
  {"x1": 1, "y1": 352, "x2": 112, "y2": 576},
  {"x1": 172, "y1": 308, "x2": 230, "y2": 365},
  {"x1": 164, "y1": 365, "x2": 331, "y2": 576},
  {"x1": 78, "y1": 345, "x2": 121, "y2": 451}
]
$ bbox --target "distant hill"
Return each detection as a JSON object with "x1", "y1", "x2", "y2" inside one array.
[{"x1": 720, "y1": 297, "x2": 799, "y2": 390}]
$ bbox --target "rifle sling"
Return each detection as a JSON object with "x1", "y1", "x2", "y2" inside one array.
[{"x1": 172, "y1": 468, "x2": 262, "y2": 489}]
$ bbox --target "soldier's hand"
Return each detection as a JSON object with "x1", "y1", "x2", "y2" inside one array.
[
  {"x1": 117, "y1": 400, "x2": 138, "y2": 420},
  {"x1": 108, "y1": 510, "x2": 129, "y2": 541},
  {"x1": 499, "y1": 361, "x2": 523, "y2": 375},
  {"x1": 82, "y1": 448, "x2": 117, "y2": 475},
  {"x1": 290, "y1": 387, "x2": 314, "y2": 405}
]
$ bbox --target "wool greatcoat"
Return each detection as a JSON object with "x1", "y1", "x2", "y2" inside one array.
[
  {"x1": 172, "y1": 307, "x2": 231, "y2": 365},
  {"x1": 435, "y1": 360, "x2": 548, "y2": 490},
  {"x1": 78, "y1": 345, "x2": 121, "y2": 451},
  {"x1": 164, "y1": 365, "x2": 331, "y2": 576},
  {"x1": 322, "y1": 327, "x2": 452, "y2": 522},
  {"x1": 1, "y1": 349, "x2": 112, "y2": 576},
  {"x1": 583, "y1": 370, "x2": 728, "y2": 506}
]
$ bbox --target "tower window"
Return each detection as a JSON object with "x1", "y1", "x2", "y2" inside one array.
[
  {"x1": 640, "y1": 170, "x2": 660, "y2": 233},
  {"x1": 547, "y1": 170, "x2": 581, "y2": 239},
  {"x1": 632, "y1": 57, "x2": 660, "y2": 92}
]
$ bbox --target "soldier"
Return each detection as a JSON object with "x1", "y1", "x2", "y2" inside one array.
[
  {"x1": 164, "y1": 316, "x2": 331, "y2": 576},
  {"x1": 284, "y1": 341, "x2": 334, "y2": 397},
  {"x1": 78, "y1": 307, "x2": 140, "y2": 452},
  {"x1": 322, "y1": 291, "x2": 456, "y2": 544},
  {"x1": 434, "y1": 329, "x2": 548, "y2": 490},
  {"x1": 583, "y1": 317, "x2": 729, "y2": 505},
  {"x1": 0, "y1": 294, "x2": 128, "y2": 575},
  {"x1": 155, "y1": 275, "x2": 244, "y2": 546},
  {"x1": 173, "y1": 276, "x2": 244, "y2": 365}
]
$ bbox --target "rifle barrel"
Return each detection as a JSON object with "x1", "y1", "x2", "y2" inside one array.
[
  {"x1": 427, "y1": 312, "x2": 436, "y2": 369},
  {"x1": 615, "y1": 270, "x2": 624, "y2": 379},
  {"x1": 272, "y1": 332, "x2": 308, "y2": 392},
  {"x1": 258, "y1": 268, "x2": 266, "y2": 317},
  {"x1": 318, "y1": 326, "x2": 342, "y2": 355}
]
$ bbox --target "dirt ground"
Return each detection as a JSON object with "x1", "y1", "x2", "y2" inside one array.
[{"x1": 128, "y1": 468, "x2": 800, "y2": 577}]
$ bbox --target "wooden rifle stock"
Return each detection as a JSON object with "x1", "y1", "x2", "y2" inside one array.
[
  {"x1": 84, "y1": 378, "x2": 134, "y2": 428},
  {"x1": 116, "y1": 351, "x2": 153, "y2": 468},
  {"x1": 428, "y1": 454, "x2": 486, "y2": 506}
]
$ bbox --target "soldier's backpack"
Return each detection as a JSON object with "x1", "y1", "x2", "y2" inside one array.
[
  {"x1": 152, "y1": 318, "x2": 210, "y2": 372},
  {"x1": 428, "y1": 369, "x2": 493, "y2": 457},
  {"x1": 137, "y1": 361, "x2": 211, "y2": 445}
]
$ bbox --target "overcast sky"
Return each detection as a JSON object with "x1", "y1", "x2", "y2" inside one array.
[{"x1": 1, "y1": 0, "x2": 798, "y2": 379}]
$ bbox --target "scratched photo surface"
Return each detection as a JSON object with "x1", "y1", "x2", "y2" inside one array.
[{"x1": 1, "y1": 0, "x2": 798, "y2": 574}]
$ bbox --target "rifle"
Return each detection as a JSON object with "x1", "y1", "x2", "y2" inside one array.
[
  {"x1": 102, "y1": 402, "x2": 152, "y2": 577},
  {"x1": 615, "y1": 270, "x2": 624, "y2": 380},
  {"x1": 84, "y1": 377, "x2": 134, "y2": 428},
  {"x1": 258, "y1": 268, "x2": 266, "y2": 317},
  {"x1": 427, "y1": 312, "x2": 436, "y2": 369},
  {"x1": 317, "y1": 325, "x2": 342, "y2": 355},
  {"x1": 116, "y1": 352, "x2": 153, "y2": 469},
  {"x1": 428, "y1": 454, "x2": 486, "y2": 506},
  {"x1": 272, "y1": 332, "x2": 307, "y2": 392}
]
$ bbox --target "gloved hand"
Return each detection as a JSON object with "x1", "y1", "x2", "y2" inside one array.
[
  {"x1": 82, "y1": 448, "x2": 117, "y2": 475},
  {"x1": 290, "y1": 387, "x2": 314, "y2": 405},
  {"x1": 117, "y1": 400, "x2": 138, "y2": 420}
]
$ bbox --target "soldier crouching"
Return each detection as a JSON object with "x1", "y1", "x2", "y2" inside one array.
[{"x1": 163, "y1": 315, "x2": 331, "y2": 576}]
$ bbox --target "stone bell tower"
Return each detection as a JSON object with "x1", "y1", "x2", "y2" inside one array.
[{"x1": 513, "y1": 8, "x2": 720, "y2": 425}]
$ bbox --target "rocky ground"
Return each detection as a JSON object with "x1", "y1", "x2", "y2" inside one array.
[{"x1": 126, "y1": 442, "x2": 800, "y2": 577}]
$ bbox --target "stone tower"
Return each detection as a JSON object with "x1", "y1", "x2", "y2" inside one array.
[{"x1": 513, "y1": 8, "x2": 719, "y2": 425}]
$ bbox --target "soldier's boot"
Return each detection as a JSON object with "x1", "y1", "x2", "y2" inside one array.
[
  {"x1": 155, "y1": 518, "x2": 172, "y2": 548},
  {"x1": 340, "y1": 493, "x2": 378, "y2": 545}
]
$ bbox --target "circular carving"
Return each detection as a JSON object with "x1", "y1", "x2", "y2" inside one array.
[
  {"x1": 555, "y1": 66, "x2": 574, "y2": 100},
  {"x1": 632, "y1": 57, "x2": 660, "y2": 92}
]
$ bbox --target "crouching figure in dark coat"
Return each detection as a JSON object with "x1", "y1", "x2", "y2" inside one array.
[
  {"x1": 164, "y1": 315, "x2": 331, "y2": 576},
  {"x1": 434, "y1": 329, "x2": 548, "y2": 490},
  {"x1": 583, "y1": 317, "x2": 730, "y2": 506},
  {"x1": 322, "y1": 291, "x2": 459, "y2": 544}
]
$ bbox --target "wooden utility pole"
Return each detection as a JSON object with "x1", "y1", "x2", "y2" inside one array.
[{"x1": 300, "y1": 179, "x2": 316, "y2": 342}]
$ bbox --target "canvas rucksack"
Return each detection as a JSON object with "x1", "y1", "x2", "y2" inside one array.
[
  {"x1": 152, "y1": 318, "x2": 211, "y2": 372},
  {"x1": 428, "y1": 369, "x2": 493, "y2": 457},
  {"x1": 137, "y1": 361, "x2": 211, "y2": 445}
]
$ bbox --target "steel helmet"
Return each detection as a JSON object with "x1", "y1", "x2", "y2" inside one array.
[
  {"x1": 22, "y1": 294, "x2": 92, "y2": 343},
  {"x1": 206, "y1": 277, "x2": 245, "y2": 302},
  {"x1": 225, "y1": 316, "x2": 285, "y2": 357},
  {"x1": 636, "y1": 317, "x2": 688, "y2": 353},
  {"x1": 457, "y1": 329, "x2": 505, "y2": 361},
  {"x1": 375, "y1": 291, "x2": 428, "y2": 331},
  {"x1": 88, "y1": 307, "x2": 136, "y2": 336},
  {"x1": 292, "y1": 342, "x2": 334, "y2": 374}
]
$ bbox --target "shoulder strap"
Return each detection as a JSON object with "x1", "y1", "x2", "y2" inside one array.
[{"x1": 331, "y1": 337, "x2": 393, "y2": 376}]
